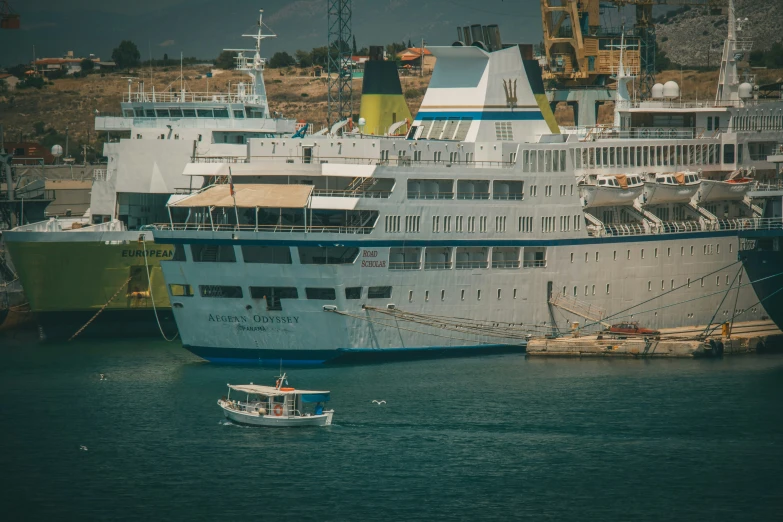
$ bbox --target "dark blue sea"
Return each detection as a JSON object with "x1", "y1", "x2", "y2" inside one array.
[{"x1": 1, "y1": 336, "x2": 781, "y2": 521}]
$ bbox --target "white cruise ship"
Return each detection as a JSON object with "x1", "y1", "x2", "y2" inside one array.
[{"x1": 152, "y1": 10, "x2": 783, "y2": 364}]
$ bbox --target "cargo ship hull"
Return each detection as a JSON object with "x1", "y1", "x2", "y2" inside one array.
[{"x1": 2, "y1": 229, "x2": 176, "y2": 340}]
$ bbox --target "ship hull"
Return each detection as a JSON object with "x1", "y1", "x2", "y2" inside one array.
[
  {"x1": 2, "y1": 230, "x2": 176, "y2": 339},
  {"x1": 159, "y1": 230, "x2": 766, "y2": 365},
  {"x1": 740, "y1": 248, "x2": 783, "y2": 329}
]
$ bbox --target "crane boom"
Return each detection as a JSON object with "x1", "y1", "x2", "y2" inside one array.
[{"x1": 541, "y1": 0, "x2": 724, "y2": 96}]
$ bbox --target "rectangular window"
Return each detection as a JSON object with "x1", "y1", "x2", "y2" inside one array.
[
  {"x1": 241, "y1": 246, "x2": 292, "y2": 264},
  {"x1": 299, "y1": 247, "x2": 360, "y2": 265},
  {"x1": 191, "y1": 245, "x2": 236, "y2": 263},
  {"x1": 606, "y1": 284, "x2": 611, "y2": 294},
  {"x1": 199, "y1": 285, "x2": 243, "y2": 298},
  {"x1": 305, "y1": 288, "x2": 336, "y2": 300},
  {"x1": 345, "y1": 287, "x2": 362, "y2": 299},
  {"x1": 250, "y1": 287, "x2": 298, "y2": 311},
  {"x1": 368, "y1": 286, "x2": 393, "y2": 299},
  {"x1": 168, "y1": 284, "x2": 193, "y2": 297}
]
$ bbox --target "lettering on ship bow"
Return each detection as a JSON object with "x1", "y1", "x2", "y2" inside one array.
[
  {"x1": 122, "y1": 249, "x2": 174, "y2": 258},
  {"x1": 361, "y1": 249, "x2": 386, "y2": 268},
  {"x1": 208, "y1": 314, "x2": 301, "y2": 332}
]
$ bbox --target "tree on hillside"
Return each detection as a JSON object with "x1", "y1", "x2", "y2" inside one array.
[
  {"x1": 352, "y1": 35, "x2": 358, "y2": 55},
  {"x1": 295, "y1": 49, "x2": 313, "y2": 68},
  {"x1": 269, "y1": 51, "x2": 296, "y2": 69},
  {"x1": 80, "y1": 58, "x2": 95, "y2": 72},
  {"x1": 311, "y1": 46, "x2": 329, "y2": 67},
  {"x1": 215, "y1": 50, "x2": 237, "y2": 69},
  {"x1": 163, "y1": 53, "x2": 169, "y2": 64},
  {"x1": 111, "y1": 40, "x2": 141, "y2": 69}
]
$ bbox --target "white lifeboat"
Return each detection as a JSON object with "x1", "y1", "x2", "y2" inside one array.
[
  {"x1": 580, "y1": 174, "x2": 644, "y2": 208},
  {"x1": 641, "y1": 171, "x2": 701, "y2": 205},
  {"x1": 696, "y1": 171, "x2": 754, "y2": 203}
]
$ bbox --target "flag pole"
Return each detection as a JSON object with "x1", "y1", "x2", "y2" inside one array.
[{"x1": 229, "y1": 166, "x2": 239, "y2": 229}]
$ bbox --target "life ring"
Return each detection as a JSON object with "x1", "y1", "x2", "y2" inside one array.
[{"x1": 273, "y1": 404, "x2": 284, "y2": 416}]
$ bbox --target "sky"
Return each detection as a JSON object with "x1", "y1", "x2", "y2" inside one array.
[{"x1": 0, "y1": 0, "x2": 564, "y2": 66}]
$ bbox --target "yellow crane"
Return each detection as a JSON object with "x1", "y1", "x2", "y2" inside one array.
[{"x1": 541, "y1": 0, "x2": 722, "y2": 95}]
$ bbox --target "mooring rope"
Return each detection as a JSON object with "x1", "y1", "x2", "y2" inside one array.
[
  {"x1": 68, "y1": 275, "x2": 133, "y2": 341},
  {"x1": 142, "y1": 237, "x2": 179, "y2": 342}
]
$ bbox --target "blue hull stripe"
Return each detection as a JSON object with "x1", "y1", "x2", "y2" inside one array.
[
  {"x1": 185, "y1": 344, "x2": 524, "y2": 365},
  {"x1": 414, "y1": 110, "x2": 543, "y2": 121},
  {"x1": 156, "y1": 229, "x2": 741, "y2": 248}
]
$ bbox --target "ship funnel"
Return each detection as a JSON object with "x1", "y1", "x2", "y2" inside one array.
[{"x1": 358, "y1": 45, "x2": 413, "y2": 136}]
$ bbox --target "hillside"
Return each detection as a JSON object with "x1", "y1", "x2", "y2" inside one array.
[
  {"x1": 657, "y1": 0, "x2": 783, "y2": 67},
  {"x1": 0, "y1": 67, "x2": 429, "y2": 159},
  {"x1": 2, "y1": 64, "x2": 782, "y2": 158}
]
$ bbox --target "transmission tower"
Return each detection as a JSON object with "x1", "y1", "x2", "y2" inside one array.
[{"x1": 327, "y1": 0, "x2": 353, "y2": 126}]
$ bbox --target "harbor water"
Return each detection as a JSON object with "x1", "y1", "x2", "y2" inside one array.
[{"x1": 1, "y1": 336, "x2": 782, "y2": 521}]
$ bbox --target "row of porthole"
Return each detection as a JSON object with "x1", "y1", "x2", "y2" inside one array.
[
  {"x1": 571, "y1": 244, "x2": 734, "y2": 263},
  {"x1": 408, "y1": 288, "x2": 520, "y2": 302}
]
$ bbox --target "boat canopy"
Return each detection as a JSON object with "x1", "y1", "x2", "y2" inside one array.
[
  {"x1": 171, "y1": 184, "x2": 313, "y2": 209},
  {"x1": 228, "y1": 384, "x2": 330, "y2": 401}
]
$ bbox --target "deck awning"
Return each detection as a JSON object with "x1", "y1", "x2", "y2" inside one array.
[
  {"x1": 171, "y1": 184, "x2": 313, "y2": 209},
  {"x1": 228, "y1": 384, "x2": 330, "y2": 398}
]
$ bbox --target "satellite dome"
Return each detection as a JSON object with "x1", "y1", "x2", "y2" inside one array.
[
  {"x1": 358, "y1": 117, "x2": 366, "y2": 126},
  {"x1": 662, "y1": 81, "x2": 680, "y2": 99},
  {"x1": 51, "y1": 145, "x2": 63, "y2": 157},
  {"x1": 739, "y1": 82, "x2": 753, "y2": 99},
  {"x1": 651, "y1": 83, "x2": 665, "y2": 99}
]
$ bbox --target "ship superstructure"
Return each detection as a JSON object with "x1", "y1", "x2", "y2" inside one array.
[
  {"x1": 152, "y1": 10, "x2": 783, "y2": 363},
  {"x1": 3, "y1": 9, "x2": 296, "y2": 339}
]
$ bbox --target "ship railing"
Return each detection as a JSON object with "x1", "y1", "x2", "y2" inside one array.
[
  {"x1": 492, "y1": 261, "x2": 521, "y2": 269},
  {"x1": 249, "y1": 156, "x2": 515, "y2": 168},
  {"x1": 388, "y1": 262, "x2": 421, "y2": 270},
  {"x1": 716, "y1": 218, "x2": 783, "y2": 231},
  {"x1": 660, "y1": 221, "x2": 702, "y2": 234},
  {"x1": 424, "y1": 262, "x2": 452, "y2": 270},
  {"x1": 123, "y1": 92, "x2": 266, "y2": 104},
  {"x1": 566, "y1": 126, "x2": 712, "y2": 141},
  {"x1": 157, "y1": 223, "x2": 375, "y2": 234},
  {"x1": 456, "y1": 261, "x2": 489, "y2": 270},
  {"x1": 93, "y1": 169, "x2": 107, "y2": 181},
  {"x1": 753, "y1": 181, "x2": 783, "y2": 191},
  {"x1": 312, "y1": 189, "x2": 392, "y2": 199},
  {"x1": 493, "y1": 194, "x2": 525, "y2": 200},
  {"x1": 603, "y1": 223, "x2": 646, "y2": 236},
  {"x1": 407, "y1": 192, "x2": 455, "y2": 200},
  {"x1": 522, "y1": 260, "x2": 547, "y2": 268},
  {"x1": 456, "y1": 192, "x2": 491, "y2": 200},
  {"x1": 194, "y1": 156, "x2": 250, "y2": 164}
]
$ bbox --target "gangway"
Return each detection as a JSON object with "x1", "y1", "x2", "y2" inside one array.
[{"x1": 549, "y1": 292, "x2": 611, "y2": 328}]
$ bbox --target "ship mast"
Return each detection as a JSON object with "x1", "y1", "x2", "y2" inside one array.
[
  {"x1": 715, "y1": 0, "x2": 750, "y2": 105},
  {"x1": 224, "y1": 9, "x2": 276, "y2": 117}
]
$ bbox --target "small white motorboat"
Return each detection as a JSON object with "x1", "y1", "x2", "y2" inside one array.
[
  {"x1": 580, "y1": 174, "x2": 644, "y2": 208},
  {"x1": 218, "y1": 373, "x2": 334, "y2": 427}
]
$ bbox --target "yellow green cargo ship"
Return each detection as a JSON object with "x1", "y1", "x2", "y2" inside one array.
[{"x1": 3, "y1": 222, "x2": 177, "y2": 339}]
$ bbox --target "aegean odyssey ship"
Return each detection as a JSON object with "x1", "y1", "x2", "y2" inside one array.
[{"x1": 151, "y1": 5, "x2": 783, "y2": 364}]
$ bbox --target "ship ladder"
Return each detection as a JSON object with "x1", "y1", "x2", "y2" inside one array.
[{"x1": 68, "y1": 275, "x2": 133, "y2": 341}]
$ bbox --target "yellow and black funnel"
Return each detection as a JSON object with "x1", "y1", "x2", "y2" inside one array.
[{"x1": 359, "y1": 46, "x2": 413, "y2": 136}]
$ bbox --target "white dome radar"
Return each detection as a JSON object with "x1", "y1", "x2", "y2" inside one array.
[
  {"x1": 738, "y1": 82, "x2": 753, "y2": 99},
  {"x1": 651, "y1": 83, "x2": 665, "y2": 99},
  {"x1": 662, "y1": 81, "x2": 680, "y2": 99}
]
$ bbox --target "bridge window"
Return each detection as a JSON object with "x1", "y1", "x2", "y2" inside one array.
[
  {"x1": 305, "y1": 288, "x2": 336, "y2": 300},
  {"x1": 368, "y1": 286, "x2": 393, "y2": 299},
  {"x1": 191, "y1": 245, "x2": 236, "y2": 263},
  {"x1": 168, "y1": 284, "x2": 193, "y2": 297},
  {"x1": 345, "y1": 287, "x2": 362, "y2": 299},
  {"x1": 199, "y1": 285, "x2": 243, "y2": 298},
  {"x1": 250, "y1": 287, "x2": 298, "y2": 311},
  {"x1": 241, "y1": 246, "x2": 292, "y2": 264}
]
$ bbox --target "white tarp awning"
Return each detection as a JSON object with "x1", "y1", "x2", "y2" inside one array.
[
  {"x1": 171, "y1": 184, "x2": 313, "y2": 209},
  {"x1": 228, "y1": 384, "x2": 330, "y2": 396}
]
